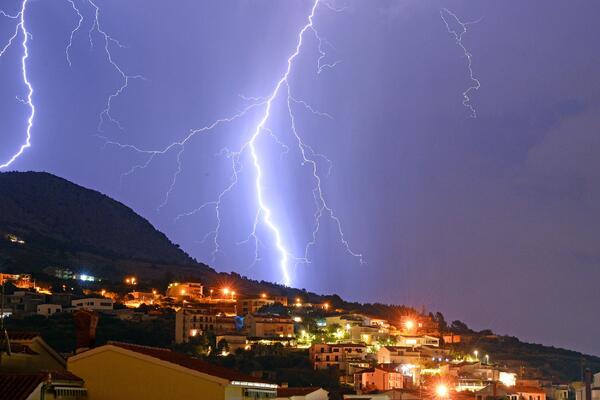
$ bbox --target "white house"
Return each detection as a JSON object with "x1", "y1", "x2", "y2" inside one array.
[
  {"x1": 277, "y1": 387, "x2": 328, "y2": 400},
  {"x1": 37, "y1": 303, "x2": 62, "y2": 316},
  {"x1": 71, "y1": 298, "x2": 114, "y2": 311},
  {"x1": 377, "y1": 346, "x2": 421, "y2": 364}
]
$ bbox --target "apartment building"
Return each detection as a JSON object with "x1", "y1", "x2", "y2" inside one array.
[
  {"x1": 245, "y1": 314, "x2": 294, "y2": 338},
  {"x1": 71, "y1": 298, "x2": 114, "y2": 311},
  {"x1": 175, "y1": 307, "x2": 237, "y2": 343}
]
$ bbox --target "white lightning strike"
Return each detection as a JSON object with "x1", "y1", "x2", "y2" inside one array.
[
  {"x1": 440, "y1": 8, "x2": 481, "y2": 118},
  {"x1": 0, "y1": 0, "x2": 34, "y2": 169},
  {"x1": 103, "y1": 0, "x2": 363, "y2": 286},
  {"x1": 86, "y1": 0, "x2": 144, "y2": 132},
  {"x1": 66, "y1": 0, "x2": 83, "y2": 67}
]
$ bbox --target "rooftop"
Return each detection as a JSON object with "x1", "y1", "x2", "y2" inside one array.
[
  {"x1": 0, "y1": 373, "x2": 45, "y2": 400},
  {"x1": 277, "y1": 387, "x2": 323, "y2": 397},
  {"x1": 106, "y1": 342, "x2": 269, "y2": 384}
]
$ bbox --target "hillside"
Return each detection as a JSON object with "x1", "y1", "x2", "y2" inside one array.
[
  {"x1": 1, "y1": 171, "x2": 598, "y2": 383},
  {"x1": 0, "y1": 171, "x2": 193, "y2": 265}
]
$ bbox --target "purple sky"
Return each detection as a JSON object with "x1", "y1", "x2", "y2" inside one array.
[{"x1": 1, "y1": 0, "x2": 599, "y2": 355}]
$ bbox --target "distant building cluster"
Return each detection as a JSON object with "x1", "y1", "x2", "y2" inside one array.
[{"x1": 1, "y1": 269, "x2": 599, "y2": 400}]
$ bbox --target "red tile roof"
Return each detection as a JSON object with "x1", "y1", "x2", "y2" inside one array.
[
  {"x1": 514, "y1": 385, "x2": 546, "y2": 394},
  {"x1": 277, "y1": 387, "x2": 322, "y2": 397},
  {"x1": 107, "y1": 342, "x2": 268, "y2": 383},
  {"x1": 0, "y1": 373, "x2": 45, "y2": 400},
  {"x1": 46, "y1": 370, "x2": 84, "y2": 382}
]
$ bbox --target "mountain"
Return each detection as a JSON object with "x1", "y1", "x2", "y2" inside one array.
[
  {"x1": 0, "y1": 171, "x2": 193, "y2": 265},
  {"x1": 0, "y1": 171, "x2": 364, "y2": 307}
]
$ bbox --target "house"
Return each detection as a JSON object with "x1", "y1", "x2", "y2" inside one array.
[
  {"x1": 1, "y1": 332, "x2": 66, "y2": 373},
  {"x1": 310, "y1": 343, "x2": 369, "y2": 375},
  {"x1": 377, "y1": 346, "x2": 421, "y2": 364},
  {"x1": 593, "y1": 372, "x2": 600, "y2": 400},
  {"x1": 350, "y1": 325, "x2": 389, "y2": 344},
  {"x1": 67, "y1": 342, "x2": 278, "y2": 400},
  {"x1": 37, "y1": 304, "x2": 62, "y2": 317},
  {"x1": 71, "y1": 298, "x2": 113, "y2": 311},
  {"x1": 245, "y1": 314, "x2": 294, "y2": 338},
  {"x1": 325, "y1": 314, "x2": 364, "y2": 329},
  {"x1": 216, "y1": 333, "x2": 249, "y2": 352},
  {"x1": 175, "y1": 307, "x2": 238, "y2": 343},
  {"x1": 475, "y1": 383, "x2": 547, "y2": 400},
  {"x1": 239, "y1": 297, "x2": 276, "y2": 314},
  {"x1": 395, "y1": 334, "x2": 440, "y2": 348},
  {"x1": 276, "y1": 387, "x2": 328, "y2": 400},
  {"x1": 445, "y1": 361, "x2": 500, "y2": 382},
  {"x1": 0, "y1": 371, "x2": 87, "y2": 400},
  {"x1": 5, "y1": 291, "x2": 45, "y2": 317},
  {"x1": 166, "y1": 282, "x2": 203, "y2": 301},
  {"x1": 547, "y1": 384, "x2": 569, "y2": 400},
  {"x1": 358, "y1": 364, "x2": 413, "y2": 392}
]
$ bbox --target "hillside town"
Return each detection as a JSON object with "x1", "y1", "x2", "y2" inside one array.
[{"x1": 1, "y1": 265, "x2": 599, "y2": 400}]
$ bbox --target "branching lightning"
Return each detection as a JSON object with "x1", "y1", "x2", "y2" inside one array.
[
  {"x1": 0, "y1": 0, "x2": 34, "y2": 169},
  {"x1": 440, "y1": 8, "x2": 481, "y2": 118},
  {"x1": 86, "y1": 0, "x2": 144, "y2": 132},
  {"x1": 0, "y1": 0, "x2": 362, "y2": 285},
  {"x1": 101, "y1": 0, "x2": 363, "y2": 286},
  {"x1": 1, "y1": 0, "x2": 141, "y2": 168}
]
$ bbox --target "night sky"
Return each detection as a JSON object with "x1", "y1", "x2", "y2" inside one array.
[{"x1": 1, "y1": 0, "x2": 599, "y2": 355}]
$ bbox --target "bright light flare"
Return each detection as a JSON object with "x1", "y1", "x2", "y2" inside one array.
[{"x1": 436, "y1": 384, "x2": 449, "y2": 398}]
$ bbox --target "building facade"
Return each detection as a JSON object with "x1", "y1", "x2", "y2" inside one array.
[
  {"x1": 68, "y1": 342, "x2": 278, "y2": 400},
  {"x1": 175, "y1": 307, "x2": 237, "y2": 343},
  {"x1": 245, "y1": 314, "x2": 294, "y2": 338},
  {"x1": 71, "y1": 298, "x2": 114, "y2": 311}
]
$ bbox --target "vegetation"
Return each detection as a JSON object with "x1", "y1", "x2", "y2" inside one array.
[{"x1": 4, "y1": 313, "x2": 175, "y2": 353}]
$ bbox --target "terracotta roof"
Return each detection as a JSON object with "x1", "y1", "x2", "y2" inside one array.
[
  {"x1": 376, "y1": 363, "x2": 403, "y2": 372},
  {"x1": 329, "y1": 343, "x2": 366, "y2": 347},
  {"x1": 0, "y1": 373, "x2": 45, "y2": 400},
  {"x1": 514, "y1": 385, "x2": 546, "y2": 394},
  {"x1": 46, "y1": 370, "x2": 84, "y2": 382},
  {"x1": 107, "y1": 342, "x2": 268, "y2": 383},
  {"x1": 277, "y1": 387, "x2": 322, "y2": 397},
  {"x1": 7, "y1": 331, "x2": 39, "y2": 341}
]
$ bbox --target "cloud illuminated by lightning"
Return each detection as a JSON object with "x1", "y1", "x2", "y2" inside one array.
[
  {"x1": 440, "y1": 8, "x2": 481, "y2": 118},
  {"x1": 0, "y1": 0, "x2": 34, "y2": 169},
  {"x1": 102, "y1": 0, "x2": 363, "y2": 286}
]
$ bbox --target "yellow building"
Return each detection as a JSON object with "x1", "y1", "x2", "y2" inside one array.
[{"x1": 68, "y1": 342, "x2": 278, "y2": 400}]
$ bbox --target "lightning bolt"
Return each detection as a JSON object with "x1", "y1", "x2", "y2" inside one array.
[
  {"x1": 65, "y1": 0, "x2": 83, "y2": 67},
  {"x1": 440, "y1": 8, "x2": 481, "y2": 118},
  {"x1": 102, "y1": 0, "x2": 363, "y2": 286},
  {"x1": 86, "y1": 0, "x2": 144, "y2": 132},
  {"x1": 0, "y1": 0, "x2": 34, "y2": 169}
]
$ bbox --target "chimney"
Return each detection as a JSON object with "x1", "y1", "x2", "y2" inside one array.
[
  {"x1": 584, "y1": 369, "x2": 592, "y2": 400},
  {"x1": 74, "y1": 309, "x2": 99, "y2": 353}
]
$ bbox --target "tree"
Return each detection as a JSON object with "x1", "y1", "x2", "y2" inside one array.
[
  {"x1": 450, "y1": 320, "x2": 472, "y2": 334},
  {"x1": 217, "y1": 339, "x2": 229, "y2": 354}
]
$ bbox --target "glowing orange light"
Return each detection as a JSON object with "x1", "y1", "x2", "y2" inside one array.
[
  {"x1": 436, "y1": 384, "x2": 449, "y2": 398},
  {"x1": 261, "y1": 293, "x2": 267, "y2": 298}
]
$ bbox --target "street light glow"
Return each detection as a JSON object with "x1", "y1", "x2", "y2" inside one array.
[{"x1": 436, "y1": 384, "x2": 449, "y2": 398}]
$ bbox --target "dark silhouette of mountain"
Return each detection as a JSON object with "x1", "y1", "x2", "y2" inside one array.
[{"x1": 0, "y1": 171, "x2": 193, "y2": 265}]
